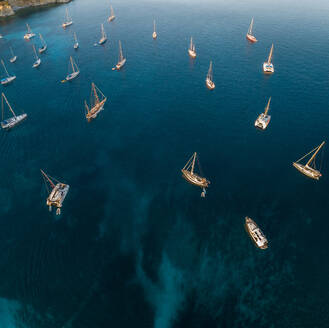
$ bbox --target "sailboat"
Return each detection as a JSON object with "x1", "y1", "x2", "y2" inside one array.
[
  {"x1": 152, "y1": 20, "x2": 157, "y2": 39},
  {"x1": 293, "y1": 141, "x2": 325, "y2": 180},
  {"x1": 108, "y1": 5, "x2": 115, "y2": 22},
  {"x1": 206, "y1": 61, "x2": 215, "y2": 90},
  {"x1": 181, "y1": 152, "x2": 210, "y2": 197},
  {"x1": 112, "y1": 40, "x2": 126, "y2": 70},
  {"x1": 38, "y1": 34, "x2": 47, "y2": 53},
  {"x1": 73, "y1": 32, "x2": 79, "y2": 49},
  {"x1": 255, "y1": 97, "x2": 271, "y2": 130},
  {"x1": 65, "y1": 56, "x2": 80, "y2": 81},
  {"x1": 9, "y1": 47, "x2": 17, "y2": 63},
  {"x1": 188, "y1": 37, "x2": 196, "y2": 58},
  {"x1": 32, "y1": 45, "x2": 41, "y2": 68},
  {"x1": 246, "y1": 18, "x2": 258, "y2": 43},
  {"x1": 1, "y1": 59, "x2": 16, "y2": 85},
  {"x1": 85, "y1": 82, "x2": 107, "y2": 121},
  {"x1": 62, "y1": 8, "x2": 73, "y2": 28},
  {"x1": 98, "y1": 24, "x2": 107, "y2": 45},
  {"x1": 24, "y1": 23, "x2": 35, "y2": 40},
  {"x1": 263, "y1": 44, "x2": 274, "y2": 74},
  {"x1": 244, "y1": 217, "x2": 268, "y2": 249},
  {"x1": 40, "y1": 170, "x2": 69, "y2": 215},
  {"x1": 1, "y1": 93, "x2": 27, "y2": 130}
]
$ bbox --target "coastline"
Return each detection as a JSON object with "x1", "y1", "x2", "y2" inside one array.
[{"x1": 0, "y1": 0, "x2": 71, "y2": 17}]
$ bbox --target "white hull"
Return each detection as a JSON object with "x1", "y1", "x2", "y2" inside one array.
[
  {"x1": 108, "y1": 16, "x2": 115, "y2": 22},
  {"x1": 293, "y1": 162, "x2": 322, "y2": 180},
  {"x1": 47, "y1": 183, "x2": 69, "y2": 215},
  {"x1": 62, "y1": 21, "x2": 73, "y2": 28},
  {"x1": 98, "y1": 37, "x2": 107, "y2": 45},
  {"x1": 39, "y1": 46, "x2": 47, "y2": 54},
  {"x1": 188, "y1": 49, "x2": 196, "y2": 58},
  {"x1": 10, "y1": 56, "x2": 17, "y2": 63},
  {"x1": 1, "y1": 75, "x2": 16, "y2": 85},
  {"x1": 1, "y1": 113, "x2": 27, "y2": 130},
  {"x1": 24, "y1": 33, "x2": 35, "y2": 40},
  {"x1": 263, "y1": 62, "x2": 274, "y2": 73},
  {"x1": 206, "y1": 78, "x2": 215, "y2": 90},
  {"x1": 115, "y1": 58, "x2": 126, "y2": 70},
  {"x1": 74, "y1": 43, "x2": 79, "y2": 49},
  {"x1": 33, "y1": 58, "x2": 41, "y2": 68},
  {"x1": 66, "y1": 71, "x2": 80, "y2": 81},
  {"x1": 152, "y1": 32, "x2": 157, "y2": 39},
  {"x1": 86, "y1": 105, "x2": 105, "y2": 120},
  {"x1": 255, "y1": 113, "x2": 271, "y2": 130},
  {"x1": 244, "y1": 217, "x2": 268, "y2": 249}
]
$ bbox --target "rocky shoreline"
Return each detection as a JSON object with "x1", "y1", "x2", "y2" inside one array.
[{"x1": 0, "y1": 0, "x2": 71, "y2": 17}]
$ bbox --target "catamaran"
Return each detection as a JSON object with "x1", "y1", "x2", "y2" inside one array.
[
  {"x1": 38, "y1": 34, "x2": 47, "y2": 53},
  {"x1": 98, "y1": 24, "x2": 107, "y2": 45},
  {"x1": 1, "y1": 59, "x2": 16, "y2": 85},
  {"x1": 40, "y1": 170, "x2": 69, "y2": 215},
  {"x1": 32, "y1": 45, "x2": 41, "y2": 68},
  {"x1": 73, "y1": 32, "x2": 79, "y2": 49},
  {"x1": 188, "y1": 37, "x2": 196, "y2": 58},
  {"x1": 1, "y1": 93, "x2": 27, "y2": 130},
  {"x1": 293, "y1": 141, "x2": 325, "y2": 180},
  {"x1": 85, "y1": 82, "x2": 107, "y2": 121},
  {"x1": 255, "y1": 97, "x2": 271, "y2": 130},
  {"x1": 62, "y1": 8, "x2": 73, "y2": 28},
  {"x1": 152, "y1": 20, "x2": 157, "y2": 39},
  {"x1": 246, "y1": 18, "x2": 257, "y2": 43},
  {"x1": 206, "y1": 61, "x2": 215, "y2": 90},
  {"x1": 263, "y1": 44, "x2": 274, "y2": 74},
  {"x1": 9, "y1": 47, "x2": 17, "y2": 63},
  {"x1": 112, "y1": 41, "x2": 126, "y2": 70},
  {"x1": 244, "y1": 217, "x2": 268, "y2": 249},
  {"x1": 24, "y1": 23, "x2": 35, "y2": 40},
  {"x1": 181, "y1": 152, "x2": 210, "y2": 197},
  {"x1": 65, "y1": 56, "x2": 80, "y2": 81},
  {"x1": 108, "y1": 5, "x2": 115, "y2": 22}
]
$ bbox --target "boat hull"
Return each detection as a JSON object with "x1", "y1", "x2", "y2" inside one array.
[
  {"x1": 152, "y1": 32, "x2": 157, "y2": 39},
  {"x1": 181, "y1": 169, "x2": 210, "y2": 188},
  {"x1": 244, "y1": 217, "x2": 268, "y2": 249},
  {"x1": 86, "y1": 100, "x2": 106, "y2": 121},
  {"x1": 115, "y1": 58, "x2": 126, "y2": 70},
  {"x1": 1, "y1": 76, "x2": 16, "y2": 85},
  {"x1": 47, "y1": 183, "x2": 69, "y2": 214},
  {"x1": 39, "y1": 46, "x2": 47, "y2": 54},
  {"x1": 33, "y1": 59, "x2": 41, "y2": 68},
  {"x1": 62, "y1": 21, "x2": 73, "y2": 28},
  {"x1": 10, "y1": 56, "x2": 17, "y2": 63},
  {"x1": 108, "y1": 16, "x2": 115, "y2": 22},
  {"x1": 263, "y1": 62, "x2": 274, "y2": 74},
  {"x1": 246, "y1": 34, "x2": 257, "y2": 43},
  {"x1": 66, "y1": 71, "x2": 80, "y2": 81},
  {"x1": 24, "y1": 33, "x2": 35, "y2": 40},
  {"x1": 293, "y1": 162, "x2": 322, "y2": 180},
  {"x1": 206, "y1": 78, "x2": 215, "y2": 90},
  {"x1": 1, "y1": 113, "x2": 27, "y2": 130},
  {"x1": 188, "y1": 49, "x2": 196, "y2": 58},
  {"x1": 74, "y1": 43, "x2": 79, "y2": 49},
  {"x1": 98, "y1": 38, "x2": 107, "y2": 45},
  {"x1": 255, "y1": 113, "x2": 271, "y2": 130}
]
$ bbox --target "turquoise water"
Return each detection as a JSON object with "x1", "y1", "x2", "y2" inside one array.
[{"x1": 0, "y1": 0, "x2": 329, "y2": 327}]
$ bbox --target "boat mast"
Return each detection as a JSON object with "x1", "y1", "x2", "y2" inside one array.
[
  {"x1": 74, "y1": 32, "x2": 77, "y2": 42},
  {"x1": 191, "y1": 152, "x2": 197, "y2": 174},
  {"x1": 118, "y1": 41, "x2": 123, "y2": 61},
  {"x1": 110, "y1": 5, "x2": 114, "y2": 17},
  {"x1": 70, "y1": 56, "x2": 75, "y2": 73},
  {"x1": 207, "y1": 61, "x2": 213, "y2": 80},
  {"x1": 268, "y1": 44, "x2": 274, "y2": 63},
  {"x1": 92, "y1": 83, "x2": 100, "y2": 105},
  {"x1": 65, "y1": 8, "x2": 70, "y2": 22},
  {"x1": 153, "y1": 20, "x2": 156, "y2": 33},
  {"x1": 1, "y1": 59, "x2": 9, "y2": 77},
  {"x1": 2, "y1": 93, "x2": 16, "y2": 118},
  {"x1": 32, "y1": 45, "x2": 38, "y2": 60},
  {"x1": 306, "y1": 141, "x2": 325, "y2": 167},
  {"x1": 26, "y1": 23, "x2": 31, "y2": 33},
  {"x1": 264, "y1": 97, "x2": 271, "y2": 115},
  {"x1": 10, "y1": 47, "x2": 14, "y2": 57},
  {"x1": 248, "y1": 18, "x2": 254, "y2": 35},
  {"x1": 39, "y1": 33, "x2": 46, "y2": 46},
  {"x1": 40, "y1": 169, "x2": 56, "y2": 189},
  {"x1": 101, "y1": 24, "x2": 106, "y2": 39}
]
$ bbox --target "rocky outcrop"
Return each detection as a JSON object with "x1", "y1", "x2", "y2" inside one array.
[{"x1": 0, "y1": 0, "x2": 71, "y2": 17}]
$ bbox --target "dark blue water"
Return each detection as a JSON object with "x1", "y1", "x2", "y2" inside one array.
[{"x1": 0, "y1": 0, "x2": 329, "y2": 327}]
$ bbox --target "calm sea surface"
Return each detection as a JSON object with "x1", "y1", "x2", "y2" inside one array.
[{"x1": 0, "y1": 0, "x2": 329, "y2": 327}]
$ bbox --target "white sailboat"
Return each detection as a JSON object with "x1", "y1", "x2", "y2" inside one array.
[
  {"x1": 263, "y1": 44, "x2": 274, "y2": 74},
  {"x1": 293, "y1": 141, "x2": 325, "y2": 180},
  {"x1": 98, "y1": 24, "x2": 107, "y2": 45},
  {"x1": 9, "y1": 47, "x2": 17, "y2": 63},
  {"x1": 1, "y1": 59, "x2": 16, "y2": 85},
  {"x1": 188, "y1": 37, "x2": 196, "y2": 58},
  {"x1": 73, "y1": 32, "x2": 79, "y2": 49},
  {"x1": 38, "y1": 34, "x2": 47, "y2": 54},
  {"x1": 108, "y1": 5, "x2": 115, "y2": 22},
  {"x1": 244, "y1": 217, "x2": 268, "y2": 249},
  {"x1": 65, "y1": 56, "x2": 79, "y2": 81},
  {"x1": 255, "y1": 97, "x2": 271, "y2": 130},
  {"x1": 32, "y1": 45, "x2": 41, "y2": 68},
  {"x1": 24, "y1": 23, "x2": 35, "y2": 40},
  {"x1": 152, "y1": 20, "x2": 157, "y2": 39},
  {"x1": 205, "y1": 61, "x2": 215, "y2": 90},
  {"x1": 62, "y1": 8, "x2": 73, "y2": 28},
  {"x1": 1, "y1": 92, "x2": 27, "y2": 130},
  {"x1": 112, "y1": 40, "x2": 126, "y2": 70},
  {"x1": 246, "y1": 18, "x2": 258, "y2": 43},
  {"x1": 41, "y1": 170, "x2": 69, "y2": 215},
  {"x1": 85, "y1": 82, "x2": 107, "y2": 121}
]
